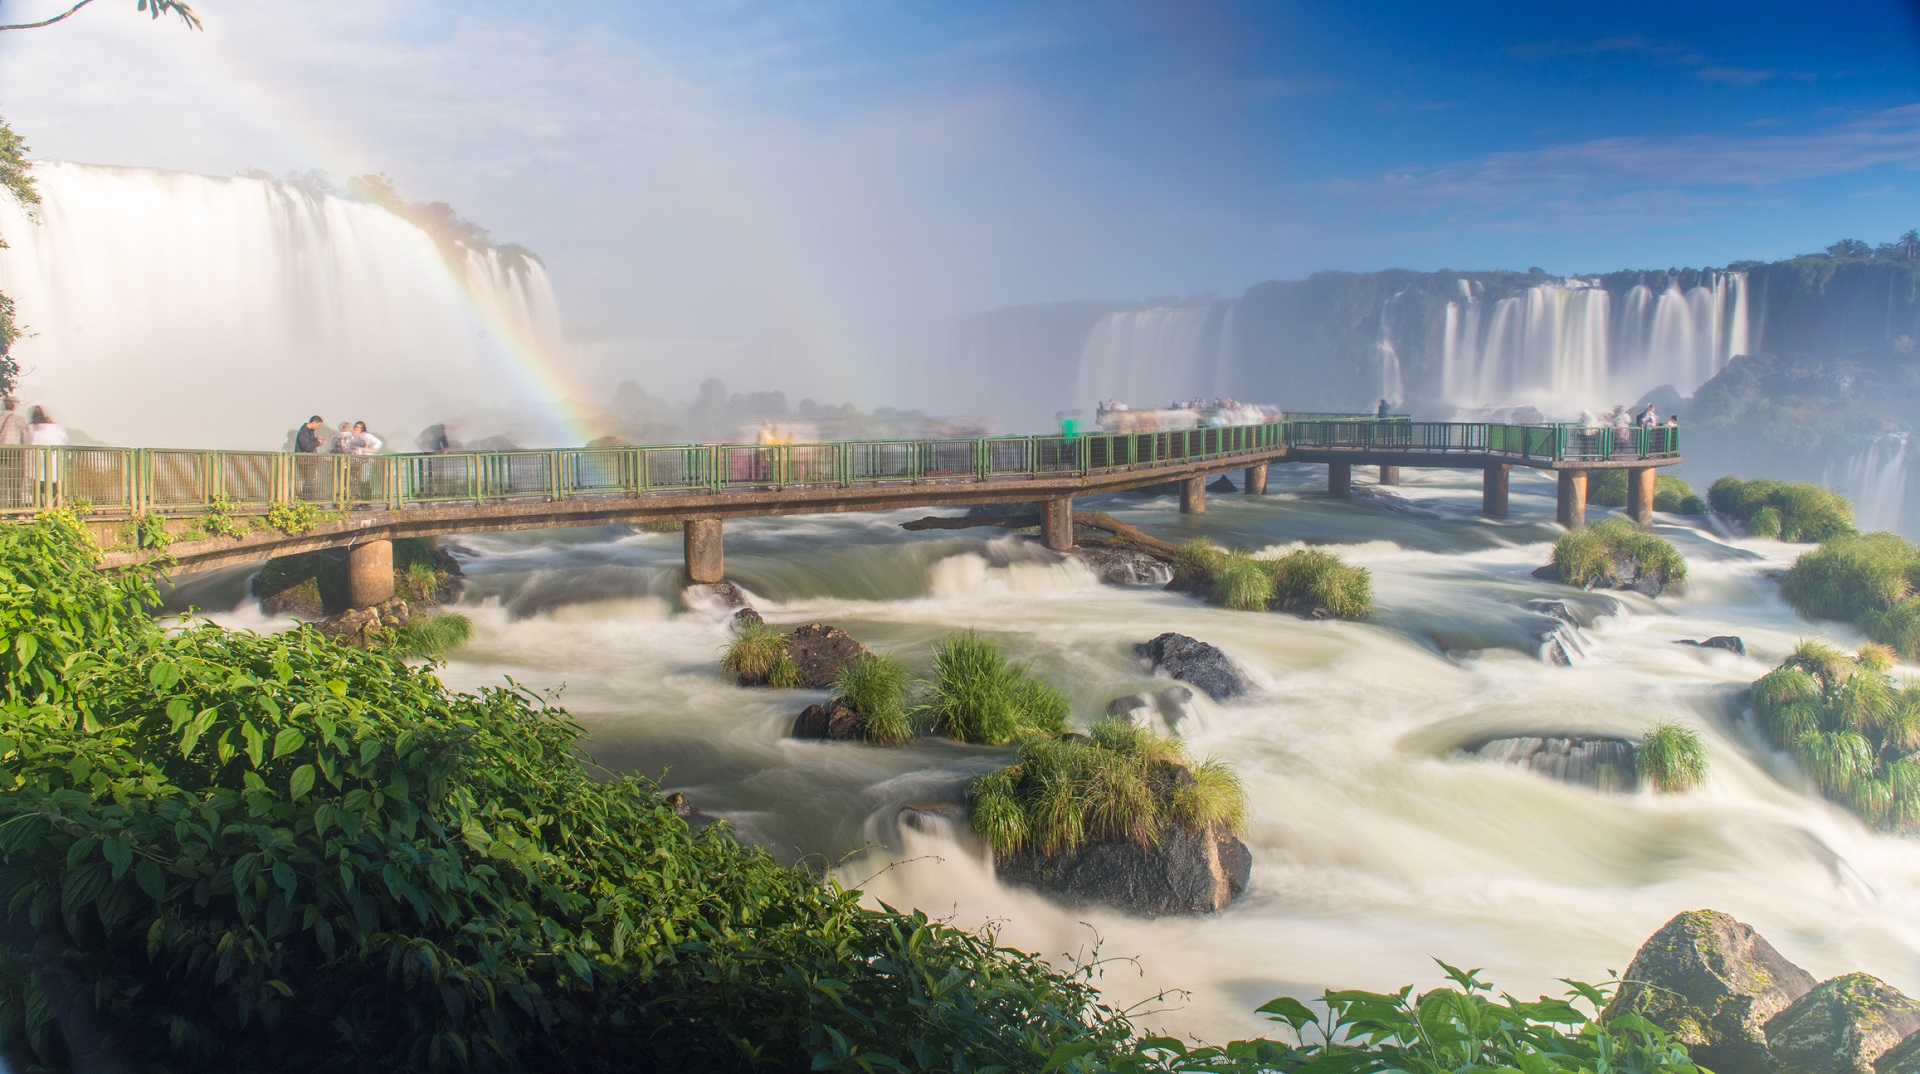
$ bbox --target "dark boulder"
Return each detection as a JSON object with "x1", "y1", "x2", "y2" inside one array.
[
  {"x1": 996, "y1": 821, "x2": 1250, "y2": 917},
  {"x1": 1207, "y1": 474, "x2": 1237, "y2": 493},
  {"x1": 1461, "y1": 734, "x2": 1638, "y2": 791},
  {"x1": 1544, "y1": 638, "x2": 1574, "y2": 667},
  {"x1": 664, "y1": 791, "x2": 720, "y2": 830},
  {"x1": 1526, "y1": 599, "x2": 1582, "y2": 627},
  {"x1": 1603, "y1": 909, "x2": 1816, "y2": 1074},
  {"x1": 1767, "y1": 974, "x2": 1920, "y2": 1074},
  {"x1": 1531, "y1": 564, "x2": 1561, "y2": 581},
  {"x1": 1680, "y1": 636, "x2": 1747, "y2": 656},
  {"x1": 784, "y1": 623, "x2": 871, "y2": 689},
  {"x1": 1105, "y1": 684, "x2": 1202, "y2": 732},
  {"x1": 1136, "y1": 633, "x2": 1246, "y2": 701},
  {"x1": 732, "y1": 606, "x2": 765, "y2": 630},
  {"x1": 1076, "y1": 547, "x2": 1174, "y2": 587},
  {"x1": 792, "y1": 698, "x2": 865, "y2": 741}
]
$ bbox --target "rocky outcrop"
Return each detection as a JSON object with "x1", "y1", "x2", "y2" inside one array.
[
  {"x1": 784, "y1": 623, "x2": 871, "y2": 689},
  {"x1": 1462, "y1": 734, "x2": 1638, "y2": 791},
  {"x1": 1106, "y1": 685, "x2": 1201, "y2": 733},
  {"x1": 995, "y1": 820, "x2": 1250, "y2": 917},
  {"x1": 664, "y1": 791, "x2": 720, "y2": 830},
  {"x1": 315, "y1": 596, "x2": 413, "y2": 648},
  {"x1": 1604, "y1": 909, "x2": 1817, "y2": 1074},
  {"x1": 1207, "y1": 474, "x2": 1238, "y2": 493},
  {"x1": 1874, "y1": 1030, "x2": 1920, "y2": 1074},
  {"x1": 1076, "y1": 547, "x2": 1174, "y2": 587},
  {"x1": 1767, "y1": 975, "x2": 1920, "y2": 1074},
  {"x1": 1680, "y1": 636, "x2": 1748, "y2": 656},
  {"x1": 732, "y1": 607, "x2": 764, "y2": 629},
  {"x1": 792, "y1": 698, "x2": 865, "y2": 741},
  {"x1": 1136, "y1": 633, "x2": 1246, "y2": 701}
]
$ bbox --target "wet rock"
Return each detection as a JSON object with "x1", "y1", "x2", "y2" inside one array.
[
  {"x1": 1207, "y1": 474, "x2": 1238, "y2": 493},
  {"x1": 1105, "y1": 685, "x2": 1202, "y2": 733},
  {"x1": 1544, "y1": 638, "x2": 1574, "y2": 667},
  {"x1": 315, "y1": 597, "x2": 412, "y2": 649},
  {"x1": 784, "y1": 623, "x2": 872, "y2": 689},
  {"x1": 1531, "y1": 564, "x2": 1561, "y2": 581},
  {"x1": 1076, "y1": 547, "x2": 1174, "y2": 587},
  {"x1": 688, "y1": 579, "x2": 754, "y2": 611},
  {"x1": 1680, "y1": 636, "x2": 1747, "y2": 656},
  {"x1": 1461, "y1": 734, "x2": 1639, "y2": 791},
  {"x1": 732, "y1": 606, "x2": 764, "y2": 630},
  {"x1": 1526, "y1": 599, "x2": 1582, "y2": 627},
  {"x1": 899, "y1": 804, "x2": 967, "y2": 837},
  {"x1": 664, "y1": 791, "x2": 720, "y2": 830},
  {"x1": 792, "y1": 698, "x2": 865, "y2": 741},
  {"x1": 1768, "y1": 974, "x2": 1920, "y2": 1074},
  {"x1": 1135, "y1": 633, "x2": 1247, "y2": 702},
  {"x1": 1603, "y1": 909, "x2": 1816, "y2": 1074},
  {"x1": 996, "y1": 820, "x2": 1250, "y2": 917}
]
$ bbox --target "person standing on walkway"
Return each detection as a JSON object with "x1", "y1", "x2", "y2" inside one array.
[
  {"x1": 0, "y1": 397, "x2": 26, "y2": 446},
  {"x1": 295, "y1": 415, "x2": 326, "y2": 453},
  {"x1": 348, "y1": 421, "x2": 382, "y2": 455},
  {"x1": 26, "y1": 406, "x2": 65, "y2": 502}
]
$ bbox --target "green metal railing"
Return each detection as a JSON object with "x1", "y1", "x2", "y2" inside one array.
[{"x1": 0, "y1": 417, "x2": 1677, "y2": 519}]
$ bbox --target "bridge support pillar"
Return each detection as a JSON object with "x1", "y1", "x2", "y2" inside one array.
[
  {"x1": 1043, "y1": 496, "x2": 1075, "y2": 551},
  {"x1": 1556, "y1": 470, "x2": 1588, "y2": 530},
  {"x1": 1482, "y1": 464, "x2": 1510, "y2": 518},
  {"x1": 1243, "y1": 463, "x2": 1268, "y2": 495},
  {"x1": 1180, "y1": 474, "x2": 1206, "y2": 515},
  {"x1": 1328, "y1": 462, "x2": 1352, "y2": 498},
  {"x1": 1378, "y1": 465, "x2": 1401, "y2": 486},
  {"x1": 1626, "y1": 467, "x2": 1656, "y2": 525},
  {"x1": 348, "y1": 539, "x2": 394, "y2": 609},
  {"x1": 684, "y1": 518, "x2": 724, "y2": 583}
]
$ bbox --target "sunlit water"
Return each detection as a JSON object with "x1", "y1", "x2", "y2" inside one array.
[{"x1": 194, "y1": 464, "x2": 1920, "y2": 1043}]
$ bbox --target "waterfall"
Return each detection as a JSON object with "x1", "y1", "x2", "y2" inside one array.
[
  {"x1": 1072, "y1": 307, "x2": 1219, "y2": 407},
  {"x1": 1826, "y1": 435, "x2": 1912, "y2": 536},
  {"x1": 1374, "y1": 290, "x2": 1407, "y2": 406},
  {"x1": 1438, "y1": 272, "x2": 1749, "y2": 413},
  {"x1": 0, "y1": 161, "x2": 568, "y2": 449}
]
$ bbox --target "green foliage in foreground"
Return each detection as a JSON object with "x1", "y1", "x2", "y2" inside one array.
[
  {"x1": 1181, "y1": 540, "x2": 1373, "y2": 619},
  {"x1": 1708, "y1": 477, "x2": 1856, "y2": 542},
  {"x1": 1750, "y1": 640, "x2": 1920, "y2": 831},
  {"x1": 1588, "y1": 471, "x2": 1707, "y2": 515},
  {"x1": 1778, "y1": 531, "x2": 1920, "y2": 660},
  {"x1": 1549, "y1": 520, "x2": 1687, "y2": 592},
  {"x1": 720, "y1": 620, "x2": 804, "y2": 687},
  {"x1": 968, "y1": 719, "x2": 1245, "y2": 859},
  {"x1": 384, "y1": 611, "x2": 474, "y2": 660},
  {"x1": 1637, "y1": 724, "x2": 1709, "y2": 793},
  {"x1": 834, "y1": 652, "x2": 914, "y2": 746},
  {"x1": 917, "y1": 631, "x2": 1070, "y2": 745}
]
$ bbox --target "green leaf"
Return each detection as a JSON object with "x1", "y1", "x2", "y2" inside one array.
[
  {"x1": 14, "y1": 633, "x2": 36, "y2": 667},
  {"x1": 271, "y1": 727, "x2": 306, "y2": 760},
  {"x1": 289, "y1": 764, "x2": 315, "y2": 799}
]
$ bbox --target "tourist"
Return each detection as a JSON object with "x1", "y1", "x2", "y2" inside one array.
[
  {"x1": 0, "y1": 397, "x2": 25, "y2": 445},
  {"x1": 415, "y1": 423, "x2": 451, "y2": 454},
  {"x1": 1639, "y1": 405, "x2": 1658, "y2": 428},
  {"x1": 295, "y1": 414, "x2": 326, "y2": 453},
  {"x1": 1376, "y1": 398, "x2": 1390, "y2": 418},
  {"x1": 26, "y1": 406, "x2": 65, "y2": 447},
  {"x1": 348, "y1": 421, "x2": 382, "y2": 455},
  {"x1": 331, "y1": 421, "x2": 354, "y2": 453}
]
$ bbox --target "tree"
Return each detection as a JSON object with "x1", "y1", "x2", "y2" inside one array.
[
  {"x1": 1902, "y1": 229, "x2": 1919, "y2": 261},
  {"x1": 0, "y1": 0, "x2": 197, "y2": 31},
  {"x1": 1827, "y1": 238, "x2": 1873, "y2": 260}
]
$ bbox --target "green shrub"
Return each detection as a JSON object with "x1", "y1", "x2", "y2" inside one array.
[
  {"x1": 835, "y1": 652, "x2": 914, "y2": 746},
  {"x1": 1212, "y1": 552, "x2": 1276, "y2": 611},
  {"x1": 721, "y1": 620, "x2": 804, "y2": 688},
  {"x1": 183, "y1": 493, "x2": 251, "y2": 540},
  {"x1": 1549, "y1": 519, "x2": 1687, "y2": 591},
  {"x1": 1637, "y1": 724, "x2": 1709, "y2": 792},
  {"x1": 385, "y1": 611, "x2": 473, "y2": 660},
  {"x1": 1588, "y1": 472, "x2": 1705, "y2": 514},
  {"x1": 1709, "y1": 476, "x2": 1856, "y2": 542},
  {"x1": 966, "y1": 719, "x2": 1244, "y2": 859},
  {"x1": 917, "y1": 632, "x2": 1068, "y2": 744},
  {"x1": 1171, "y1": 537, "x2": 1226, "y2": 590},
  {"x1": 1748, "y1": 643, "x2": 1920, "y2": 831},
  {"x1": 1780, "y1": 531, "x2": 1920, "y2": 625},
  {"x1": 262, "y1": 500, "x2": 337, "y2": 536},
  {"x1": 1265, "y1": 547, "x2": 1373, "y2": 618}
]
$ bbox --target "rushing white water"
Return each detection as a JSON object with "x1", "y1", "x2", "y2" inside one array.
[
  {"x1": 182, "y1": 465, "x2": 1920, "y2": 1045},
  {"x1": 1375, "y1": 289, "x2": 1408, "y2": 406},
  {"x1": 1074, "y1": 307, "x2": 1222, "y2": 406},
  {"x1": 1826, "y1": 434, "x2": 1913, "y2": 536},
  {"x1": 0, "y1": 162, "x2": 567, "y2": 449},
  {"x1": 1440, "y1": 273, "x2": 1750, "y2": 412}
]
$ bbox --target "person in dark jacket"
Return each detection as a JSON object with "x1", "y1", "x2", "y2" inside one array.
[{"x1": 294, "y1": 415, "x2": 326, "y2": 453}]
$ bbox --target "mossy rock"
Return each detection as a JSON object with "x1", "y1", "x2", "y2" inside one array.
[
  {"x1": 1603, "y1": 909, "x2": 1815, "y2": 1074},
  {"x1": 995, "y1": 817, "x2": 1250, "y2": 918},
  {"x1": 1767, "y1": 974, "x2": 1920, "y2": 1074},
  {"x1": 1873, "y1": 1029, "x2": 1920, "y2": 1074}
]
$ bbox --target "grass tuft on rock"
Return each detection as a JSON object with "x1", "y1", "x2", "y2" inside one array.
[
  {"x1": 1211, "y1": 553, "x2": 1276, "y2": 611},
  {"x1": 385, "y1": 612, "x2": 473, "y2": 660},
  {"x1": 1588, "y1": 471, "x2": 1707, "y2": 514},
  {"x1": 1637, "y1": 723, "x2": 1709, "y2": 793},
  {"x1": 1175, "y1": 538, "x2": 1372, "y2": 619},
  {"x1": 1172, "y1": 537, "x2": 1227, "y2": 590},
  {"x1": 834, "y1": 653, "x2": 914, "y2": 746},
  {"x1": 967, "y1": 719, "x2": 1246, "y2": 859},
  {"x1": 1709, "y1": 476, "x2": 1856, "y2": 542},
  {"x1": 917, "y1": 632, "x2": 1068, "y2": 745},
  {"x1": 1750, "y1": 643, "x2": 1920, "y2": 830},
  {"x1": 1548, "y1": 519, "x2": 1687, "y2": 591},
  {"x1": 722, "y1": 621, "x2": 805, "y2": 688}
]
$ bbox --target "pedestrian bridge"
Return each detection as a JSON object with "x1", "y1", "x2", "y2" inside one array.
[{"x1": 4, "y1": 416, "x2": 1680, "y2": 607}]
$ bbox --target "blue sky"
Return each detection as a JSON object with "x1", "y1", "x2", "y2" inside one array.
[{"x1": 1, "y1": 0, "x2": 1918, "y2": 377}]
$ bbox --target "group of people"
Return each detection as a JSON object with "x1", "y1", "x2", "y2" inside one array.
[
  {"x1": 1582, "y1": 404, "x2": 1680, "y2": 430},
  {"x1": 0, "y1": 397, "x2": 66, "y2": 447},
  {"x1": 294, "y1": 415, "x2": 383, "y2": 455}
]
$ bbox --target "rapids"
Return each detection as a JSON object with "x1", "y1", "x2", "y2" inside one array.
[{"x1": 200, "y1": 463, "x2": 1920, "y2": 1043}]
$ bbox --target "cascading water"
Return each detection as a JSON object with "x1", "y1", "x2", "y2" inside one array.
[
  {"x1": 1440, "y1": 273, "x2": 1749, "y2": 413},
  {"x1": 0, "y1": 161, "x2": 567, "y2": 449},
  {"x1": 1374, "y1": 289, "x2": 1407, "y2": 406},
  {"x1": 1072, "y1": 307, "x2": 1222, "y2": 406},
  {"x1": 1826, "y1": 434, "x2": 1913, "y2": 536}
]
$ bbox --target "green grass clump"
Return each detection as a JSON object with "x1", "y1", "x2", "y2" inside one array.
[
  {"x1": 1549, "y1": 519, "x2": 1687, "y2": 592},
  {"x1": 1171, "y1": 537, "x2": 1227, "y2": 590},
  {"x1": 1265, "y1": 547, "x2": 1374, "y2": 618},
  {"x1": 722, "y1": 621, "x2": 805, "y2": 688},
  {"x1": 835, "y1": 652, "x2": 914, "y2": 746},
  {"x1": 1637, "y1": 723, "x2": 1709, "y2": 792},
  {"x1": 1211, "y1": 552, "x2": 1276, "y2": 611},
  {"x1": 1709, "y1": 476, "x2": 1857, "y2": 542},
  {"x1": 967, "y1": 718, "x2": 1246, "y2": 859},
  {"x1": 1780, "y1": 530, "x2": 1920, "y2": 622},
  {"x1": 1588, "y1": 471, "x2": 1707, "y2": 514},
  {"x1": 1749, "y1": 642, "x2": 1920, "y2": 831},
  {"x1": 384, "y1": 611, "x2": 473, "y2": 660},
  {"x1": 917, "y1": 632, "x2": 1068, "y2": 745}
]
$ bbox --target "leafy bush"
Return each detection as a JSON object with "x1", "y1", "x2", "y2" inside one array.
[
  {"x1": 834, "y1": 652, "x2": 914, "y2": 746},
  {"x1": 385, "y1": 611, "x2": 474, "y2": 660},
  {"x1": 917, "y1": 632, "x2": 1069, "y2": 745},
  {"x1": 1708, "y1": 476, "x2": 1856, "y2": 542},
  {"x1": 183, "y1": 493, "x2": 251, "y2": 540},
  {"x1": 262, "y1": 500, "x2": 336, "y2": 536},
  {"x1": 1588, "y1": 472, "x2": 1706, "y2": 514},
  {"x1": 1749, "y1": 642, "x2": 1920, "y2": 830},
  {"x1": 1637, "y1": 724, "x2": 1708, "y2": 792},
  {"x1": 118, "y1": 509, "x2": 174, "y2": 550},
  {"x1": 966, "y1": 719, "x2": 1244, "y2": 858},
  {"x1": 1549, "y1": 519, "x2": 1687, "y2": 591},
  {"x1": 720, "y1": 621, "x2": 804, "y2": 688}
]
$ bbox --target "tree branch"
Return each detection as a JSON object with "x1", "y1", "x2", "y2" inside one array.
[
  {"x1": 0, "y1": 0, "x2": 98, "y2": 30},
  {"x1": 0, "y1": 0, "x2": 200, "y2": 31}
]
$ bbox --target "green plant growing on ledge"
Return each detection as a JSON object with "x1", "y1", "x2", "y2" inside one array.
[
  {"x1": 968, "y1": 719, "x2": 1245, "y2": 858},
  {"x1": 181, "y1": 492, "x2": 251, "y2": 540},
  {"x1": 833, "y1": 652, "x2": 914, "y2": 746},
  {"x1": 1550, "y1": 519, "x2": 1687, "y2": 592},
  {"x1": 117, "y1": 509, "x2": 173, "y2": 550},
  {"x1": 1588, "y1": 471, "x2": 1707, "y2": 514},
  {"x1": 1749, "y1": 640, "x2": 1920, "y2": 831},
  {"x1": 917, "y1": 631, "x2": 1068, "y2": 745},
  {"x1": 1637, "y1": 723, "x2": 1709, "y2": 792},
  {"x1": 722, "y1": 620, "x2": 804, "y2": 688},
  {"x1": 263, "y1": 500, "x2": 337, "y2": 535},
  {"x1": 1708, "y1": 476, "x2": 1856, "y2": 542}
]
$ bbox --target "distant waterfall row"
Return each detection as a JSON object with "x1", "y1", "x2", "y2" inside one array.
[
  {"x1": 1072, "y1": 305, "x2": 1235, "y2": 408},
  {"x1": 1437, "y1": 273, "x2": 1750, "y2": 412},
  {"x1": 1826, "y1": 435, "x2": 1915, "y2": 538},
  {"x1": 0, "y1": 162, "x2": 566, "y2": 449}
]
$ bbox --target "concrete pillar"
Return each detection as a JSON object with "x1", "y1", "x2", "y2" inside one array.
[
  {"x1": 1482, "y1": 464, "x2": 1510, "y2": 518},
  {"x1": 684, "y1": 518, "x2": 724, "y2": 583},
  {"x1": 1626, "y1": 467, "x2": 1656, "y2": 525},
  {"x1": 1328, "y1": 462, "x2": 1352, "y2": 498},
  {"x1": 347, "y1": 539, "x2": 394, "y2": 608},
  {"x1": 1243, "y1": 462, "x2": 1268, "y2": 495},
  {"x1": 1556, "y1": 470, "x2": 1589, "y2": 530},
  {"x1": 1042, "y1": 496, "x2": 1074, "y2": 551},
  {"x1": 1378, "y1": 465, "x2": 1402, "y2": 486},
  {"x1": 1180, "y1": 474, "x2": 1206, "y2": 515}
]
